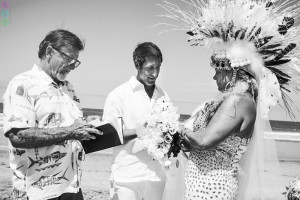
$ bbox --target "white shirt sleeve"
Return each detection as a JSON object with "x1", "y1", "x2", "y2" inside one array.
[
  {"x1": 3, "y1": 80, "x2": 36, "y2": 136},
  {"x1": 102, "y1": 91, "x2": 123, "y2": 122}
]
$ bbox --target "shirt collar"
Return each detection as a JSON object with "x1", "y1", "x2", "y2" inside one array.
[
  {"x1": 129, "y1": 76, "x2": 158, "y2": 91},
  {"x1": 32, "y1": 64, "x2": 65, "y2": 87},
  {"x1": 129, "y1": 76, "x2": 144, "y2": 91},
  {"x1": 129, "y1": 76, "x2": 161, "y2": 100}
]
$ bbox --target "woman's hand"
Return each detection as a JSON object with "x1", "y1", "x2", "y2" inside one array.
[{"x1": 179, "y1": 131, "x2": 192, "y2": 152}]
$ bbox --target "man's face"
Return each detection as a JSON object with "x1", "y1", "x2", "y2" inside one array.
[
  {"x1": 49, "y1": 47, "x2": 80, "y2": 82},
  {"x1": 137, "y1": 56, "x2": 161, "y2": 87}
]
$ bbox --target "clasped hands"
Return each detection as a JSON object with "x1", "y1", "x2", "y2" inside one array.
[
  {"x1": 177, "y1": 124, "x2": 192, "y2": 152},
  {"x1": 69, "y1": 115, "x2": 103, "y2": 141}
]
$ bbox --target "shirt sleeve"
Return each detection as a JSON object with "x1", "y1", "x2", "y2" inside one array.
[
  {"x1": 102, "y1": 91, "x2": 123, "y2": 122},
  {"x1": 3, "y1": 79, "x2": 36, "y2": 137},
  {"x1": 164, "y1": 90, "x2": 171, "y2": 102}
]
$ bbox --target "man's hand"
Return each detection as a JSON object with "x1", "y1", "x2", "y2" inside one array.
[
  {"x1": 85, "y1": 115, "x2": 102, "y2": 123},
  {"x1": 85, "y1": 115, "x2": 102, "y2": 127},
  {"x1": 68, "y1": 119, "x2": 102, "y2": 141}
]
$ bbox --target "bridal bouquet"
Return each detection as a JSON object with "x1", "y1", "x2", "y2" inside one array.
[
  {"x1": 133, "y1": 96, "x2": 181, "y2": 168},
  {"x1": 284, "y1": 178, "x2": 300, "y2": 200}
]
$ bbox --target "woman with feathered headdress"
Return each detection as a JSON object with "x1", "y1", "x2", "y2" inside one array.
[{"x1": 158, "y1": 0, "x2": 300, "y2": 199}]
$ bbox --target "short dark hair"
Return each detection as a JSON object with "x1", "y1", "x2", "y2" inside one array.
[
  {"x1": 38, "y1": 29, "x2": 85, "y2": 59},
  {"x1": 133, "y1": 42, "x2": 163, "y2": 68}
]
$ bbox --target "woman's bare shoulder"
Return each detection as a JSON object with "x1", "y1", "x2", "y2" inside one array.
[{"x1": 221, "y1": 93, "x2": 256, "y2": 117}]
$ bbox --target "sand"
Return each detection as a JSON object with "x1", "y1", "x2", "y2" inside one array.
[{"x1": 1, "y1": 148, "x2": 300, "y2": 200}]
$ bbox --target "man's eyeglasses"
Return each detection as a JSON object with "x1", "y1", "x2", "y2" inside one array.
[{"x1": 51, "y1": 46, "x2": 81, "y2": 69}]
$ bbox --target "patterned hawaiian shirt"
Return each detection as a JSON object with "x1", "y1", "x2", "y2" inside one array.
[{"x1": 3, "y1": 64, "x2": 84, "y2": 200}]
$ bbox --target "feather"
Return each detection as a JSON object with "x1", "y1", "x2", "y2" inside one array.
[
  {"x1": 266, "y1": 1, "x2": 273, "y2": 8},
  {"x1": 259, "y1": 50, "x2": 280, "y2": 55},
  {"x1": 239, "y1": 28, "x2": 248, "y2": 40},
  {"x1": 255, "y1": 36, "x2": 273, "y2": 48},
  {"x1": 267, "y1": 67, "x2": 291, "y2": 78},
  {"x1": 247, "y1": 25, "x2": 256, "y2": 39},
  {"x1": 264, "y1": 59, "x2": 291, "y2": 66},
  {"x1": 260, "y1": 44, "x2": 282, "y2": 50},
  {"x1": 274, "y1": 43, "x2": 296, "y2": 60},
  {"x1": 234, "y1": 30, "x2": 241, "y2": 40},
  {"x1": 186, "y1": 31, "x2": 194, "y2": 36},
  {"x1": 221, "y1": 28, "x2": 226, "y2": 42},
  {"x1": 212, "y1": 30, "x2": 220, "y2": 38},
  {"x1": 278, "y1": 17, "x2": 295, "y2": 35},
  {"x1": 249, "y1": 27, "x2": 261, "y2": 41}
]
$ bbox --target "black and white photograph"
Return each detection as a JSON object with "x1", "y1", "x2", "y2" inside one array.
[{"x1": 0, "y1": 0, "x2": 300, "y2": 199}]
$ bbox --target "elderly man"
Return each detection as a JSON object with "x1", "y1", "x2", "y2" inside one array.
[
  {"x1": 103, "y1": 42, "x2": 184, "y2": 200},
  {"x1": 3, "y1": 29, "x2": 101, "y2": 200}
]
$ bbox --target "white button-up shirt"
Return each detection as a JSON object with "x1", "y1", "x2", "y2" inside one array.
[
  {"x1": 3, "y1": 64, "x2": 84, "y2": 200},
  {"x1": 103, "y1": 76, "x2": 170, "y2": 182}
]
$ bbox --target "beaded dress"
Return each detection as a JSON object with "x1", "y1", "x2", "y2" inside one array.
[{"x1": 184, "y1": 99, "x2": 251, "y2": 200}]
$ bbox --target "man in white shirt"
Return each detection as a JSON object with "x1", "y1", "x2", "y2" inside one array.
[{"x1": 103, "y1": 42, "x2": 169, "y2": 200}]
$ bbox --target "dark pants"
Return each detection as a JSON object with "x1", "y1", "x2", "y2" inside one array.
[
  {"x1": 48, "y1": 189, "x2": 84, "y2": 200},
  {"x1": 26, "y1": 189, "x2": 84, "y2": 200},
  {"x1": 30, "y1": 189, "x2": 84, "y2": 200}
]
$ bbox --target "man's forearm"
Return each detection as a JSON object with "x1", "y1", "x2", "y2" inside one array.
[
  {"x1": 8, "y1": 127, "x2": 72, "y2": 149},
  {"x1": 123, "y1": 129, "x2": 137, "y2": 144}
]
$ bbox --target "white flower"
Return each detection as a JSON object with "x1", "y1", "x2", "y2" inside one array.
[
  {"x1": 294, "y1": 180, "x2": 300, "y2": 190},
  {"x1": 134, "y1": 97, "x2": 180, "y2": 167},
  {"x1": 164, "y1": 160, "x2": 172, "y2": 168}
]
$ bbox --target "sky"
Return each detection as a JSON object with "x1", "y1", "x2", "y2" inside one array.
[{"x1": 0, "y1": 0, "x2": 299, "y2": 121}]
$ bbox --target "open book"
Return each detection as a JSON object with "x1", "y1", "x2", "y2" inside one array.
[{"x1": 81, "y1": 117, "x2": 124, "y2": 154}]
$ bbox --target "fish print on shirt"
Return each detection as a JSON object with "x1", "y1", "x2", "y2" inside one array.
[
  {"x1": 28, "y1": 151, "x2": 67, "y2": 168},
  {"x1": 16, "y1": 85, "x2": 32, "y2": 105},
  {"x1": 13, "y1": 187, "x2": 27, "y2": 199},
  {"x1": 13, "y1": 165, "x2": 25, "y2": 180},
  {"x1": 13, "y1": 149, "x2": 26, "y2": 156},
  {"x1": 13, "y1": 171, "x2": 22, "y2": 180},
  {"x1": 31, "y1": 168, "x2": 69, "y2": 190},
  {"x1": 35, "y1": 163, "x2": 62, "y2": 172},
  {"x1": 43, "y1": 113, "x2": 64, "y2": 127},
  {"x1": 16, "y1": 85, "x2": 25, "y2": 96}
]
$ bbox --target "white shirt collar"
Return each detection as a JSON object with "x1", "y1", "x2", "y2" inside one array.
[
  {"x1": 32, "y1": 63, "x2": 65, "y2": 86},
  {"x1": 129, "y1": 76, "x2": 158, "y2": 92}
]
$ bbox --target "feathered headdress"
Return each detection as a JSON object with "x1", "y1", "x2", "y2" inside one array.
[{"x1": 158, "y1": 0, "x2": 300, "y2": 119}]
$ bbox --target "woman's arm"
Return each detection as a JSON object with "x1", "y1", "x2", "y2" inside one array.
[{"x1": 183, "y1": 94, "x2": 256, "y2": 150}]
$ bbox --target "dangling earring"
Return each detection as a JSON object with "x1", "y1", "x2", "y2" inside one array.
[
  {"x1": 47, "y1": 56, "x2": 51, "y2": 63},
  {"x1": 224, "y1": 82, "x2": 232, "y2": 91},
  {"x1": 225, "y1": 68, "x2": 238, "y2": 91}
]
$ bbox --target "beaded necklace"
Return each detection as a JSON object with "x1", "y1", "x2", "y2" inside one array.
[{"x1": 192, "y1": 81, "x2": 255, "y2": 132}]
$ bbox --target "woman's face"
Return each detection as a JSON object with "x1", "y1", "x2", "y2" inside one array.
[{"x1": 213, "y1": 69, "x2": 233, "y2": 91}]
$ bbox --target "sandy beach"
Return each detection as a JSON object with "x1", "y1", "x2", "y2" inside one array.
[
  {"x1": 1, "y1": 146, "x2": 300, "y2": 200},
  {"x1": 0, "y1": 112, "x2": 300, "y2": 199}
]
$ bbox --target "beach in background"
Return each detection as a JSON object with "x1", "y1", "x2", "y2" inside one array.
[{"x1": 0, "y1": 106, "x2": 300, "y2": 199}]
